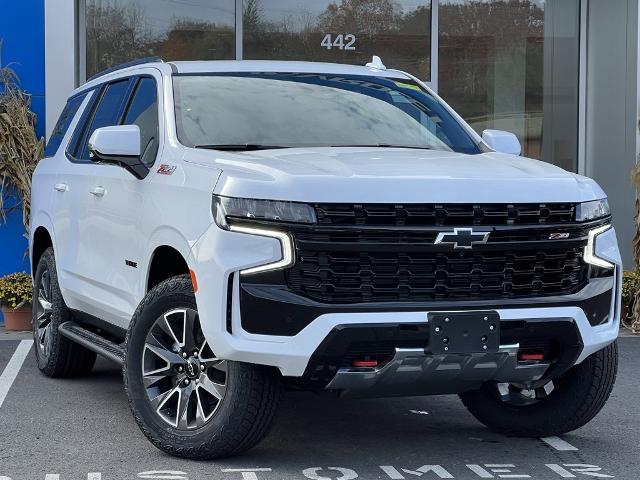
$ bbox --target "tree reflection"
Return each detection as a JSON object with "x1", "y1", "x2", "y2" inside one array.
[
  {"x1": 86, "y1": 0, "x2": 235, "y2": 77},
  {"x1": 242, "y1": 0, "x2": 431, "y2": 78},
  {"x1": 439, "y1": 0, "x2": 546, "y2": 160},
  {"x1": 86, "y1": 2, "x2": 153, "y2": 76}
]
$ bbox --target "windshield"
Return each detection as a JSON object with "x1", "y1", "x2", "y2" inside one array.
[{"x1": 173, "y1": 72, "x2": 481, "y2": 154}]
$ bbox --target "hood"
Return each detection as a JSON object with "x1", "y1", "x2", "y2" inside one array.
[{"x1": 185, "y1": 147, "x2": 606, "y2": 203}]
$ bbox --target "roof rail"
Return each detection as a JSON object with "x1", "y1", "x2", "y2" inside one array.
[{"x1": 86, "y1": 56, "x2": 163, "y2": 82}]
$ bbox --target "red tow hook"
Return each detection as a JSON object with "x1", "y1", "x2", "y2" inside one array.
[
  {"x1": 352, "y1": 358, "x2": 378, "y2": 368},
  {"x1": 518, "y1": 351, "x2": 545, "y2": 361}
]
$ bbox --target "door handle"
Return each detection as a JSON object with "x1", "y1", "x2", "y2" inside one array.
[
  {"x1": 54, "y1": 183, "x2": 68, "y2": 192},
  {"x1": 90, "y1": 186, "x2": 106, "y2": 197}
]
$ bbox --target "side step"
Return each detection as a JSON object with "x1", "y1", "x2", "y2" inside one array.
[{"x1": 58, "y1": 321, "x2": 125, "y2": 366}]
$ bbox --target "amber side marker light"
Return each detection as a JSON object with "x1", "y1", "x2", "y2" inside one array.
[{"x1": 189, "y1": 269, "x2": 199, "y2": 293}]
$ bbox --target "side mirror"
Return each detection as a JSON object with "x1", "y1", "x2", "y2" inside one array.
[
  {"x1": 482, "y1": 129, "x2": 522, "y2": 156},
  {"x1": 88, "y1": 125, "x2": 149, "y2": 179}
]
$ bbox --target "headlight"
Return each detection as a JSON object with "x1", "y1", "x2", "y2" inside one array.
[
  {"x1": 584, "y1": 224, "x2": 615, "y2": 269},
  {"x1": 213, "y1": 195, "x2": 316, "y2": 229},
  {"x1": 212, "y1": 195, "x2": 307, "y2": 275},
  {"x1": 576, "y1": 199, "x2": 610, "y2": 222}
]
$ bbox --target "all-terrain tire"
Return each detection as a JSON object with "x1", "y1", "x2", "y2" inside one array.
[
  {"x1": 123, "y1": 274, "x2": 281, "y2": 460},
  {"x1": 459, "y1": 341, "x2": 618, "y2": 437},
  {"x1": 32, "y1": 247, "x2": 97, "y2": 377}
]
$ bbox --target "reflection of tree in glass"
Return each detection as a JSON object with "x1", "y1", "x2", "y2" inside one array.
[
  {"x1": 86, "y1": 0, "x2": 234, "y2": 78},
  {"x1": 242, "y1": 0, "x2": 431, "y2": 78},
  {"x1": 317, "y1": 0, "x2": 401, "y2": 36},
  {"x1": 86, "y1": 2, "x2": 153, "y2": 77},
  {"x1": 440, "y1": 0, "x2": 543, "y2": 41},
  {"x1": 156, "y1": 19, "x2": 234, "y2": 62},
  {"x1": 243, "y1": 0, "x2": 265, "y2": 35},
  {"x1": 439, "y1": 0, "x2": 547, "y2": 161}
]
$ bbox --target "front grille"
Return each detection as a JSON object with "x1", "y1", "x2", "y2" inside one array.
[
  {"x1": 287, "y1": 247, "x2": 588, "y2": 303},
  {"x1": 284, "y1": 202, "x2": 590, "y2": 304},
  {"x1": 315, "y1": 203, "x2": 576, "y2": 227},
  {"x1": 292, "y1": 226, "x2": 588, "y2": 246}
]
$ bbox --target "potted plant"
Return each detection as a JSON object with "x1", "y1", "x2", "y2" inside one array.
[{"x1": 0, "y1": 272, "x2": 32, "y2": 331}]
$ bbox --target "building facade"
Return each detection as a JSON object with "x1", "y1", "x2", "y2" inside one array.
[{"x1": 1, "y1": 0, "x2": 639, "y2": 278}]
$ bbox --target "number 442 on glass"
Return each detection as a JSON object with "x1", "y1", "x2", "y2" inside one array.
[{"x1": 321, "y1": 33, "x2": 356, "y2": 50}]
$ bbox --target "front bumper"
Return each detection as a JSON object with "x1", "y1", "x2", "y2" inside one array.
[
  {"x1": 189, "y1": 223, "x2": 621, "y2": 379},
  {"x1": 323, "y1": 345, "x2": 550, "y2": 399}
]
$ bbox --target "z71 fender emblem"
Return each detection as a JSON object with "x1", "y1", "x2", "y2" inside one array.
[
  {"x1": 157, "y1": 164, "x2": 176, "y2": 175},
  {"x1": 434, "y1": 228, "x2": 489, "y2": 250}
]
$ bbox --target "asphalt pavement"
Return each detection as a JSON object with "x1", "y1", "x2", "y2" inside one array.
[{"x1": 0, "y1": 334, "x2": 638, "y2": 480}]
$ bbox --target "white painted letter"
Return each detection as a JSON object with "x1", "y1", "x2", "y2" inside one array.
[
  {"x1": 221, "y1": 468, "x2": 272, "y2": 480},
  {"x1": 303, "y1": 467, "x2": 359, "y2": 480},
  {"x1": 466, "y1": 465, "x2": 493, "y2": 478},
  {"x1": 563, "y1": 465, "x2": 613, "y2": 478},
  {"x1": 484, "y1": 464, "x2": 530, "y2": 478},
  {"x1": 380, "y1": 465, "x2": 454, "y2": 478},
  {"x1": 137, "y1": 472, "x2": 187, "y2": 480},
  {"x1": 45, "y1": 475, "x2": 102, "y2": 480},
  {"x1": 546, "y1": 465, "x2": 577, "y2": 478}
]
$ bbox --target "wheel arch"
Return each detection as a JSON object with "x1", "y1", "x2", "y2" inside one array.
[
  {"x1": 146, "y1": 245, "x2": 190, "y2": 293},
  {"x1": 31, "y1": 225, "x2": 54, "y2": 276}
]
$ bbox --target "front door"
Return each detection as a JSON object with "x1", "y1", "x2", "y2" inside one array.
[
  {"x1": 58, "y1": 77, "x2": 139, "y2": 325},
  {"x1": 82, "y1": 75, "x2": 162, "y2": 328}
]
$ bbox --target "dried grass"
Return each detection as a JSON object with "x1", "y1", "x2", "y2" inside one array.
[
  {"x1": 0, "y1": 61, "x2": 45, "y2": 238},
  {"x1": 630, "y1": 164, "x2": 640, "y2": 333}
]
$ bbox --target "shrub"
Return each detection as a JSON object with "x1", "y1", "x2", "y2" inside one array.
[
  {"x1": 622, "y1": 271, "x2": 638, "y2": 306},
  {"x1": 622, "y1": 270, "x2": 639, "y2": 331},
  {"x1": 0, "y1": 272, "x2": 32, "y2": 309}
]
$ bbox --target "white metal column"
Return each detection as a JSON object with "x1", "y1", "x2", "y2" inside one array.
[
  {"x1": 430, "y1": 0, "x2": 439, "y2": 91},
  {"x1": 44, "y1": 0, "x2": 78, "y2": 139},
  {"x1": 577, "y1": 0, "x2": 588, "y2": 175},
  {"x1": 235, "y1": 0, "x2": 243, "y2": 60},
  {"x1": 78, "y1": 0, "x2": 87, "y2": 84}
]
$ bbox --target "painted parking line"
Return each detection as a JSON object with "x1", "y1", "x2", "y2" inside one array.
[
  {"x1": 541, "y1": 436, "x2": 579, "y2": 451},
  {"x1": 0, "y1": 340, "x2": 32, "y2": 409}
]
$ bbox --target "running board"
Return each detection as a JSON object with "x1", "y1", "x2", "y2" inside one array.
[{"x1": 58, "y1": 321, "x2": 125, "y2": 366}]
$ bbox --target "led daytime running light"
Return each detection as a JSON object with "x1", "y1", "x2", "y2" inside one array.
[
  {"x1": 229, "y1": 225, "x2": 295, "y2": 275},
  {"x1": 584, "y1": 224, "x2": 614, "y2": 269}
]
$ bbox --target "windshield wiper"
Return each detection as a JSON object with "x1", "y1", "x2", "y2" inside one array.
[
  {"x1": 194, "y1": 144, "x2": 291, "y2": 151},
  {"x1": 330, "y1": 144, "x2": 434, "y2": 150}
]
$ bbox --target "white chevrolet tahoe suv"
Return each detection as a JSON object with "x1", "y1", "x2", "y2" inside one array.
[{"x1": 30, "y1": 58, "x2": 621, "y2": 459}]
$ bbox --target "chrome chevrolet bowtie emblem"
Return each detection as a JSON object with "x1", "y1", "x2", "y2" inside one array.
[
  {"x1": 434, "y1": 228, "x2": 490, "y2": 250},
  {"x1": 185, "y1": 358, "x2": 198, "y2": 378}
]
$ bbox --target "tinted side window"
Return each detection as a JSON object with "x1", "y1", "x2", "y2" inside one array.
[
  {"x1": 67, "y1": 89, "x2": 100, "y2": 158},
  {"x1": 45, "y1": 93, "x2": 86, "y2": 157},
  {"x1": 123, "y1": 77, "x2": 159, "y2": 166},
  {"x1": 77, "y1": 79, "x2": 131, "y2": 161}
]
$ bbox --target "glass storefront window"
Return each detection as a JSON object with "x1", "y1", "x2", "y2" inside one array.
[
  {"x1": 243, "y1": 0, "x2": 431, "y2": 79},
  {"x1": 438, "y1": 0, "x2": 580, "y2": 171},
  {"x1": 83, "y1": 0, "x2": 580, "y2": 172},
  {"x1": 85, "y1": 0, "x2": 235, "y2": 78}
]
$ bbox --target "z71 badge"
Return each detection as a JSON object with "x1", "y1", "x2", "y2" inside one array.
[
  {"x1": 157, "y1": 164, "x2": 176, "y2": 175},
  {"x1": 549, "y1": 232, "x2": 571, "y2": 240}
]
